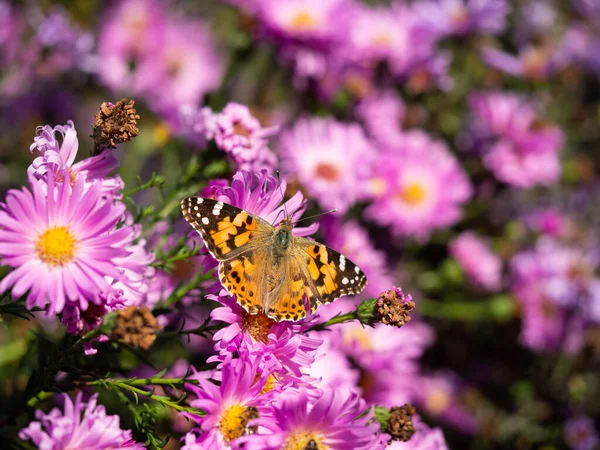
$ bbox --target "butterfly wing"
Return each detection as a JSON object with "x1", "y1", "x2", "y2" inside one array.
[
  {"x1": 218, "y1": 251, "x2": 269, "y2": 314},
  {"x1": 264, "y1": 255, "x2": 310, "y2": 321},
  {"x1": 294, "y1": 239, "x2": 368, "y2": 314},
  {"x1": 181, "y1": 197, "x2": 273, "y2": 261}
]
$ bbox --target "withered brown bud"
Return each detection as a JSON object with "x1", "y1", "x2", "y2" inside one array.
[
  {"x1": 111, "y1": 306, "x2": 159, "y2": 350},
  {"x1": 377, "y1": 287, "x2": 415, "y2": 327},
  {"x1": 92, "y1": 98, "x2": 140, "y2": 154},
  {"x1": 387, "y1": 404, "x2": 417, "y2": 442}
]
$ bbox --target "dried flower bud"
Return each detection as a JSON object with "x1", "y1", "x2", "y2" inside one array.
[
  {"x1": 111, "y1": 306, "x2": 159, "y2": 350},
  {"x1": 387, "y1": 404, "x2": 417, "y2": 442},
  {"x1": 377, "y1": 287, "x2": 415, "y2": 327},
  {"x1": 92, "y1": 98, "x2": 140, "y2": 154}
]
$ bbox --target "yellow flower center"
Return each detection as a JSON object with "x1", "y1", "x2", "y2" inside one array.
[
  {"x1": 343, "y1": 327, "x2": 372, "y2": 351},
  {"x1": 371, "y1": 32, "x2": 393, "y2": 47},
  {"x1": 242, "y1": 311, "x2": 275, "y2": 343},
  {"x1": 219, "y1": 404, "x2": 258, "y2": 442},
  {"x1": 289, "y1": 11, "x2": 317, "y2": 31},
  {"x1": 398, "y1": 182, "x2": 427, "y2": 205},
  {"x1": 233, "y1": 122, "x2": 252, "y2": 139},
  {"x1": 260, "y1": 374, "x2": 276, "y2": 395},
  {"x1": 36, "y1": 226, "x2": 77, "y2": 267},
  {"x1": 283, "y1": 432, "x2": 327, "y2": 450}
]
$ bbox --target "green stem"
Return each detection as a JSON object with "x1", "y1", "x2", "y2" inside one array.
[
  {"x1": 160, "y1": 269, "x2": 215, "y2": 308},
  {"x1": 122, "y1": 174, "x2": 165, "y2": 198},
  {"x1": 88, "y1": 377, "x2": 199, "y2": 387},
  {"x1": 306, "y1": 311, "x2": 358, "y2": 332},
  {"x1": 26, "y1": 391, "x2": 54, "y2": 408},
  {"x1": 150, "y1": 246, "x2": 204, "y2": 269},
  {"x1": 418, "y1": 296, "x2": 515, "y2": 322}
]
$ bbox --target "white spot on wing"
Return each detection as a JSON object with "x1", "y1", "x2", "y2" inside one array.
[
  {"x1": 202, "y1": 217, "x2": 209, "y2": 225},
  {"x1": 214, "y1": 202, "x2": 224, "y2": 209},
  {"x1": 342, "y1": 277, "x2": 349, "y2": 285},
  {"x1": 196, "y1": 198, "x2": 204, "y2": 204},
  {"x1": 355, "y1": 266, "x2": 360, "y2": 274},
  {"x1": 212, "y1": 209, "x2": 221, "y2": 216}
]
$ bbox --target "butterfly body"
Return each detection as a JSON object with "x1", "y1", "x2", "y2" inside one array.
[{"x1": 181, "y1": 197, "x2": 367, "y2": 321}]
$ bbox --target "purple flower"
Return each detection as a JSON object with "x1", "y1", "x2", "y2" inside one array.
[
  {"x1": 332, "y1": 320, "x2": 434, "y2": 406},
  {"x1": 0, "y1": 173, "x2": 134, "y2": 315},
  {"x1": 29, "y1": 120, "x2": 123, "y2": 196},
  {"x1": 415, "y1": 0, "x2": 509, "y2": 37},
  {"x1": 214, "y1": 103, "x2": 279, "y2": 172},
  {"x1": 19, "y1": 392, "x2": 144, "y2": 450},
  {"x1": 279, "y1": 117, "x2": 375, "y2": 214},
  {"x1": 182, "y1": 356, "x2": 274, "y2": 449},
  {"x1": 414, "y1": 372, "x2": 478, "y2": 434},
  {"x1": 481, "y1": 45, "x2": 564, "y2": 80},
  {"x1": 510, "y1": 238, "x2": 600, "y2": 352},
  {"x1": 386, "y1": 414, "x2": 449, "y2": 449},
  {"x1": 97, "y1": 0, "x2": 167, "y2": 95},
  {"x1": 321, "y1": 218, "x2": 395, "y2": 298},
  {"x1": 467, "y1": 92, "x2": 564, "y2": 188},
  {"x1": 254, "y1": 0, "x2": 354, "y2": 48},
  {"x1": 210, "y1": 295, "x2": 321, "y2": 377},
  {"x1": 355, "y1": 89, "x2": 406, "y2": 149},
  {"x1": 240, "y1": 388, "x2": 382, "y2": 450},
  {"x1": 450, "y1": 232, "x2": 502, "y2": 291},
  {"x1": 137, "y1": 17, "x2": 224, "y2": 114},
  {"x1": 365, "y1": 131, "x2": 472, "y2": 240},
  {"x1": 176, "y1": 104, "x2": 218, "y2": 147},
  {"x1": 565, "y1": 416, "x2": 599, "y2": 450}
]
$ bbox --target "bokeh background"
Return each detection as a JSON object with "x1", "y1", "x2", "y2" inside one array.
[{"x1": 1, "y1": 0, "x2": 600, "y2": 449}]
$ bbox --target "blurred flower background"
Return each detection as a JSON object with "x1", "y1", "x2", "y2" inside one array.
[{"x1": 1, "y1": 0, "x2": 600, "y2": 449}]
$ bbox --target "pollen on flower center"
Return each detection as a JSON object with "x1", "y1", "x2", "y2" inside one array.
[
  {"x1": 233, "y1": 121, "x2": 252, "y2": 139},
  {"x1": 260, "y1": 374, "x2": 276, "y2": 395},
  {"x1": 283, "y1": 432, "x2": 327, "y2": 450},
  {"x1": 314, "y1": 162, "x2": 340, "y2": 181},
  {"x1": 289, "y1": 11, "x2": 317, "y2": 31},
  {"x1": 398, "y1": 182, "x2": 427, "y2": 205},
  {"x1": 242, "y1": 311, "x2": 275, "y2": 343},
  {"x1": 425, "y1": 387, "x2": 451, "y2": 415},
  {"x1": 219, "y1": 404, "x2": 258, "y2": 442},
  {"x1": 371, "y1": 32, "x2": 393, "y2": 47},
  {"x1": 36, "y1": 226, "x2": 77, "y2": 267}
]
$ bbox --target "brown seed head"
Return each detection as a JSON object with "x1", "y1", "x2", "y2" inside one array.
[
  {"x1": 377, "y1": 287, "x2": 415, "y2": 327},
  {"x1": 111, "y1": 306, "x2": 159, "y2": 350},
  {"x1": 92, "y1": 98, "x2": 140, "y2": 154},
  {"x1": 387, "y1": 404, "x2": 417, "y2": 442}
]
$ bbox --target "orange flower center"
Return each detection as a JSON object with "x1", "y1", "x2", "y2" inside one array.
[
  {"x1": 314, "y1": 162, "x2": 340, "y2": 181},
  {"x1": 242, "y1": 311, "x2": 275, "y2": 343},
  {"x1": 219, "y1": 404, "x2": 258, "y2": 442},
  {"x1": 233, "y1": 121, "x2": 252, "y2": 139},
  {"x1": 397, "y1": 182, "x2": 427, "y2": 205},
  {"x1": 289, "y1": 11, "x2": 317, "y2": 31},
  {"x1": 36, "y1": 226, "x2": 77, "y2": 267}
]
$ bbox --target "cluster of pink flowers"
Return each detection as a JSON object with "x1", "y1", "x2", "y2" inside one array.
[
  {"x1": 97, "y1": 0, "x2": 224, "y2": 116},
  {"x1": 0, "y1": 120, "x2": 155, "y2": 354},
  {"x1": 467, "y1": 91, "x2": 564, "y2": 188}
]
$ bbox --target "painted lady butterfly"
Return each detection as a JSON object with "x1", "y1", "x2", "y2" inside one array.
[{"x1": 181, "y1": 197, "x2": 367, "y2": 321}]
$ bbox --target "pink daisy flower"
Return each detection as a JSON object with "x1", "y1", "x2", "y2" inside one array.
[
  {"x1": 449, "y1": 231, "x2": 502, "y2": 291},
  {"x1": 29, "y1": 120, "x2": 123, "y2": 196},
  {"x1": 279, "y1": 117, "x2": 375, "y2": 214},
  {"x1": 0, "y1": 172, "x2": 131, "y2": 315},
  {"x1": 365, "y1": 131, "x2": 472, "y2": 240},
  {"x1": 355, "y1": 89, "x2": 406, "y2": 148},
  {"x1": 19, "y1": 392, "x2": 145, "y2": 450},
  {"x1": 214, "y1": 103, "x2": 279, "y2": 172},
  {"x1": 181, "y1": 356, "x2": 275, "y2": 449},
  {"x1": 240, "y1": 388, "x2": 382, "y2": 450}
]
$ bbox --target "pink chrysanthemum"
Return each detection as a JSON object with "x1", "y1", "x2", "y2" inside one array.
[
  {"x1": 365, "y1": 131, "x2": 472, "y2": 240},
  {"x1": 279, "y1": 117, "x2": 375, "y2": 214},
  {"x1": 355, "y1": 89, "x2": 406, "y2": 148},
  {"x1": 29, "y1": 120, "x2": 123, "y2": 195},
  {"x1": 181, "y1": 356, "x2": 275, "y2": 449},
  {"x1": 240, "y1": 388, "x2": 382, "y2": 450},
  {"x1": 255, "y1": 0, "x2": 353, "y2": 47},
  {"x1": 415, "y1": 0, "x2": 509, "y2": 37},
  {"x1": 0, "y1": 173, "x2": 131, "y2": 315},
  {"x1": 210, "y1": 295, "x2": 321, "y2": 377},
  {"x1": 468, "y1": 92, "x2": 564, "y2": 188},
  {"x1": 214, "y1": 103, "x2": 278, "y2": 172},
  {"x1": 449, "y1": 231, "x2": 502, "y2": 291},
  {"x1": 19, "y1": 392, "x2": 145, "y2": 450}
]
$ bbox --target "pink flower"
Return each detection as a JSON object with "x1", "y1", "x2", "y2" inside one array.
[
  {"x1": 240, "y1": 388, "x2": 382, "y2": 450},
  {"x1": 181, "y1": 356, "x2": 275, "y2": 449},
  {"x1": 279, "y1": 117, "x2": 375, "y2": 214},
  {"x1": 0, "y1": 173, "x2": 133, "y2": 315},
  {"x1": 19, "y1": 392, "x2": 144, "y2": 450},
  {"x1": 450, "y1": 232, "x2": 502, "y2": 291},
  {"x1": 214, "y1": 103, "x2": 279, "y2": 172},
  {"x1": 29, "y1": 120, "x2": 123, "y2": 196},
  {"x1": 365, "y1": 131, "x2": 472, "y2": 240}
]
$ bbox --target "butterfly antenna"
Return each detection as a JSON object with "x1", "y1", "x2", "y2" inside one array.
[
  {"x1": 275, "y1": 170, "x2": 290, "y2": 222},
  {"x1": 296, "y1": 209, "x2": 337, "y2": 223}
]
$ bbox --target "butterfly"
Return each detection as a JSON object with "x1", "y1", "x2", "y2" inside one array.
[{"x1": 181, "y1": 197, "x2": 367, "y2": 321}]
